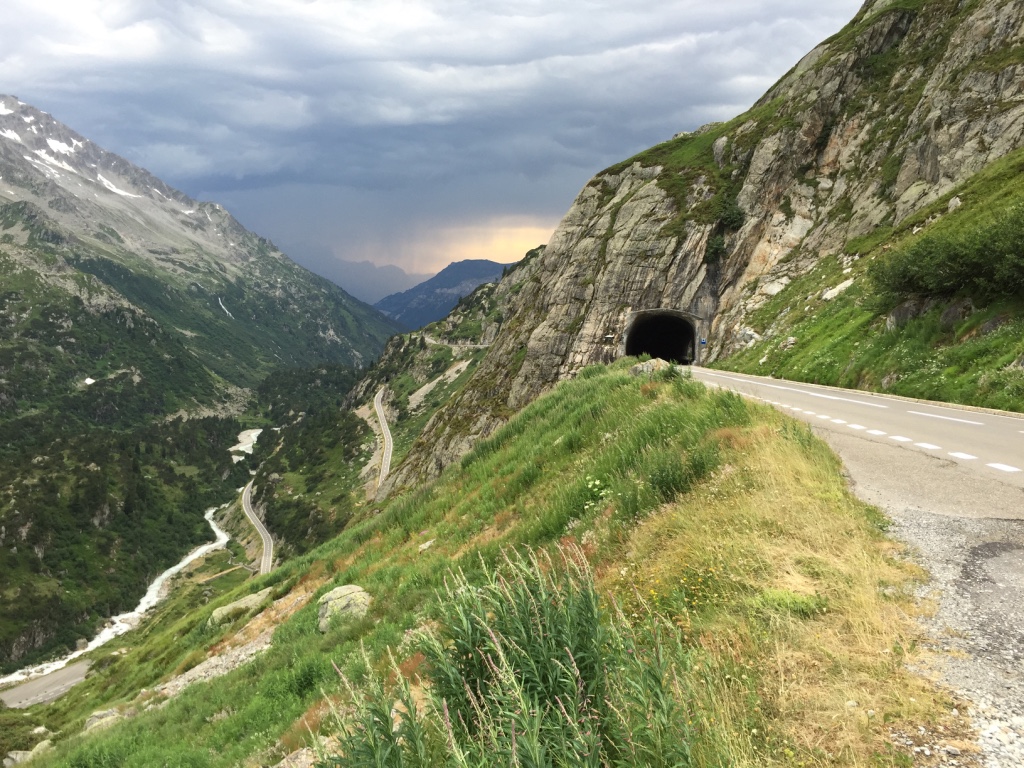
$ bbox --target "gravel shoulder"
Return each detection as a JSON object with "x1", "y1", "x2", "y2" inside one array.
[{"x1": 816, "y1": 428, "x2": 1024, "y2": 767}]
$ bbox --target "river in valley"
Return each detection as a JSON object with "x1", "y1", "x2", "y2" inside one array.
[{"x1": 0, "y1": 508, "x2": 229, "y2": 688}]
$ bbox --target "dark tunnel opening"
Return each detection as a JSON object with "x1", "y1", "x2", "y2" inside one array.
[{"x1": 624, "y1": 312, "x2": 697, "y2": 365}]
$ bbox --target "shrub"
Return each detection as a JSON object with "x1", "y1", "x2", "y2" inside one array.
[{"x1": 869, "y1": 204, "x2": 1024, "y2": 304}]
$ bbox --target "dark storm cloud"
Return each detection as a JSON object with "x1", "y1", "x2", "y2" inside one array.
[{"x1": 3, "y1": 0, "x2": 864, "y2": 285}]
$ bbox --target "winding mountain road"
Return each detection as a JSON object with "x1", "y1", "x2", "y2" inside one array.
[
  {"x1": 241, "y1": 481, "x2": 274, "y2": 575},
  {"x1": 374, "y1": 387, "x2": 394, "y2": 487}
]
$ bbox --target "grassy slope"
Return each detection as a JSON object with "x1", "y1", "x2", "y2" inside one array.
[
  {"x1": 21, "y1": 362, "x2": 953, "y2": 767},
  {"x1": 720, "y1": 147, "x2": 1024, "y2": 411}
]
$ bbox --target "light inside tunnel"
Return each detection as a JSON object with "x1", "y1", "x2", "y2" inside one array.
[{"x1": 624, "y1": 311, "x2": 697, "y2": 365}]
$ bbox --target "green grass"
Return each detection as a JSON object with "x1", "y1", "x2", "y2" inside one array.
[{"x1": 25, "y1": 362, "x2": 949, "y2": 767}]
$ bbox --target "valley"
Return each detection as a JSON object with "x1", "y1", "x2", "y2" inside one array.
[{"x1": 4, "y1": 0, "x2": 1024, "y2": 765}]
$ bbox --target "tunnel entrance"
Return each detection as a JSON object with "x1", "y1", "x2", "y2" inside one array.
[{"x1": 624, "y1": 310, "x2": 698, "y2": 365}]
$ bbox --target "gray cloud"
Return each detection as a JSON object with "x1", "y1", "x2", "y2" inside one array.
[{"x1": 3, "y1": 0, "x2": 864, "y2": 282}]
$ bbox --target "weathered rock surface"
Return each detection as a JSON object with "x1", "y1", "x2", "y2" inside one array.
[
  {"x1": 154, "y1": 630, "x2": 273, "y2": 699},
  {"x1": 317, "y1": 585, "x2": 372, "y2": 633},
  {"x1": 208, "y1": 588, "x2": 272, "y2": 627},
  {"x1": 1, "y1": 739, "x2": 52, "y2": 768},
  {"x1": 629, "y1": 359, "x2": 673, "y2": 377},
  {"x1": 84, "y1": 709, "x2": 123, "y2": 732}
]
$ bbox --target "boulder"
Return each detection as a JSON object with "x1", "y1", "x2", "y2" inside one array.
[
  {"x1": 209, "y1": 588, "x2": 272, "y2": 627},
  {"x1": 628, "y1": 359, "x2": 672, "y2": 377},
  {"x1": 84, "y1": 709, "x2": 122, "y2": 732},
  {"x1": 886, "y1": 299, "x2": 928, "y2": 331},
  {"x1": 317, "y1": 585, "x2": 372, "y2": 633},
  {"x1": 822, "y1": 278, "x2": 854, "y2": 301},
  {"x1": 940, "y1": 298, "x2": 974, "y2": 331}
]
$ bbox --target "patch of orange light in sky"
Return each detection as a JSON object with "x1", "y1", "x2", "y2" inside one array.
[{"x1": 392, "y1": 219, "x2": 558, "y2": 274}]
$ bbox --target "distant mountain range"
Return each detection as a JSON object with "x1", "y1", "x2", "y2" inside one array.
[
  {"x1": 374, "y1": 259, "x2": 515, "y2": 329},
  {"x1": 299, "y1": 256, "x2": 433, "y2": 304}
]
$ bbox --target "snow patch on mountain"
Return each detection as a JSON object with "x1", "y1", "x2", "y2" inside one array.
[
  {"x1": 1, "y1": 129, "x2": 20, "y2": 143},
  {"x1": 97, "y1": 173, "x2": 141, "y2": 198},
  {"x1": 46, "y1": 138, "x2": 75, "y2": 155},
  {"x1": 32, "y1": 149, "x2": 76, "y2": 173},
  {"x1": 0, "y1": 103, "x2": 13, "y2": 116},
  {"x1": 22, "y1": 115, "x2": 34, "y2": 123}
]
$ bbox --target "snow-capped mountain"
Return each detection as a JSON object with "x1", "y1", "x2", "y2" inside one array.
[{"x1": 0, "y1": 94, "x2": 401, "y2": 384}]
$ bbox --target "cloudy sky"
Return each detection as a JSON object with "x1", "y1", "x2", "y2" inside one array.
[{"x1": 4, "y1": 0, "x2": 863, "y2": 300}]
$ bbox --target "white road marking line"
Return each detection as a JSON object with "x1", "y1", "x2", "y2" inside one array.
[
  {"x1": 867, "y1": 429, "x2": 887, "y2": 436},
  {"x1": 907, "y1": 410, "x2": 983, "y2": 426},
  {"x1": 694, "y1": 371, "x2": 888, "y2": 408},
  {"x1": 889, "y1": 436, "x2": 913, "y2": 442},
  {"x1": 832, "y1": 419, "x2": 847, "y2": 424},
  {"x1": 988, "y1": 463, "x2": 1022, "y2": 473},
  {"x1": 848, "y1": 424, "x2": 866, "y2": 430},
  {"x1": 914, "y1": 443, "x2": 941, "y2": 450},
  {"x1": 804, "y1": 411, "x2": 815, "y2": 415},
  {"x1": 950, "y1": 452, "x2": 977, "y2": 460},
  {"x1": 816, "y1": 414, "x2": 831, "y2": 419}
]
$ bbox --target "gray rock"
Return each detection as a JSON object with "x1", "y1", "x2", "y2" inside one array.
[
  {"x1": 940, "y1": 298, "x2": 974, "y2": 330},
  {"x1": 209, "y1": 588, "x2": 272, "y2": 627},
  {"x1": 84, "y1": 709, "x2": 122, "y2": 732},
  {"x1": 317, "y1": 585, "x2": 372, "y2": 633},
  {"x1": 886, "y1": 299, "x2": 927, "y2": 331},
  {"x1": 29, "y1": 741, "x2": 52, "y2": 758},
  {"x1": 822, "y1": 278, "x2": 855, "y2": 301},
  {"x1": 948, "y1": 195, "x2": 963, "y2": 212},
  {"x1": 76, "y1": 638, "x2": 88, "y2": 651},
  {"x1": 779, "y1": 337, "x2": 798, "y2": 351},
  {"x1": 4, "y1": 752, "x2": 31, "y2": 766},
  {"x1": 628, "y1": 359, "x2": 673, "y2": 377}
]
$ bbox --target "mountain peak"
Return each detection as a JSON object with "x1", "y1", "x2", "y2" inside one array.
[{"x1": 374, "y1": 258, "x2": 518, "y2": 330}]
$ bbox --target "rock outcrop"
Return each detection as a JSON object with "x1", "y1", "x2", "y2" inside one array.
[
  {"x1": 379, "y1": 0, "x2": 1024, "y2": 491},
  {"x1": 317, "y1": 585, "x2": 371, "y2": 633},
  {"x1": 208, "y1": 588, "x2": 273, "y2": 627}
]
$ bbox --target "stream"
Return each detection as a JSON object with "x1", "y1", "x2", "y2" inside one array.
[{"x1": 0, "y1": 508, "x2": 229, "y2": 687}]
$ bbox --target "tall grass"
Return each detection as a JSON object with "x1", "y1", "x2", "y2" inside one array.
[{"x1": 323, "y1": 547, "x2": 695, "y2": 767}]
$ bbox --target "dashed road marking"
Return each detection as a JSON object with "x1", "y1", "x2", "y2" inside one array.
[
  {"x1": 804, "y1": 411, "x2": 816, "y2": 415},
  {"x1": 950, "y1": 452, "x2": 977, "y2": 460},
  {"x1": 907, "y1": 410, "x2": 984, "y2": 426},
  {"x1": 848, "y1": 424, "x2": 866, "y2": 430},
  {"x1": 890, "y1": 436, "x2": 913, "y2": 442},
  {"x1": 832, "y1": 419, "x2": 847, "y2": 424},
  {"x1": 817, "y1": 414, "x2": 831, "y2": 420},
  {"x1": 987, "y1": 463, "x2": 1022, "y2": 473},
  {"x1": 867, "y1": 429, "x2": 887, "y2": 436},
  {"x1": 915, "y1": 443, "x2": 941, "y2": 450}
]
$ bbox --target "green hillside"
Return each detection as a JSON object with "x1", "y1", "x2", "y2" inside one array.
[{"x1": 11, "y1": 363, "x2": 950, "y2": 766}]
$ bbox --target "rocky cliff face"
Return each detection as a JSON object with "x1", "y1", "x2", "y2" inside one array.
[{"x1": 384, "y1": 0, "x2": 1024, "y2": 489}]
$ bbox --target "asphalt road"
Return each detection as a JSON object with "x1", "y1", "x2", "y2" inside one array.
[
  {"x1": 242, "y1": 481, "x2": 274, "y2": 575},
  {"x1": 0, "y1": 661, "x2": 90, "y2": 709},
  {"x1": 689, "y1": 368, "x2": 1024, "y2": 503},
  {"x1": 686, "y1": 368, "x2": 1024, "y2": 761},
  {"x1": 374, "y1": 387, "x2": 394, "y2": 487}
]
